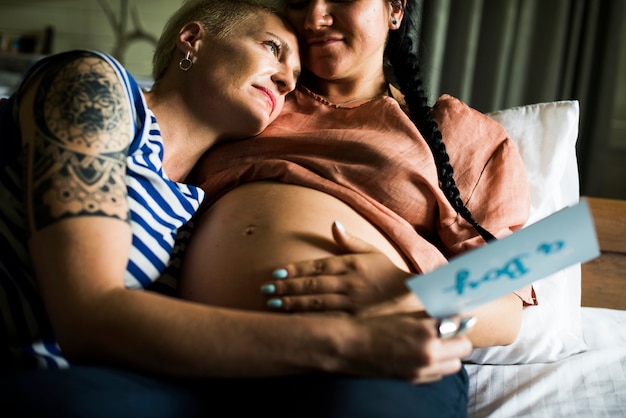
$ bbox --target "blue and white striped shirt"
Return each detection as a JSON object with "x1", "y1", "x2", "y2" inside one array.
[{"x1": 0, "y1": 50, "x2": 204, "y2": 371}]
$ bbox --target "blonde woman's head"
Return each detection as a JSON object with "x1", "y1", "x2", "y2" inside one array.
[{"x1": 152, "y1": 0, "x2": 283, "y2": 82}]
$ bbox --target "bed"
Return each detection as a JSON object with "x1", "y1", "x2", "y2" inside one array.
[{"x1": 464, "y1": 102, "x2": 626, "y2": 417}]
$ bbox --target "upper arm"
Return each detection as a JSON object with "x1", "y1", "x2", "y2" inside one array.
[
  {"x1": 440, "y1": 138, "x2": 531, "y2": 256},
  {"x1": 20, "y1": 52, "x2": 132, "y2": 231},
  {"x1": 20, "y1": 53, "x2": 135, "y2": 340}
]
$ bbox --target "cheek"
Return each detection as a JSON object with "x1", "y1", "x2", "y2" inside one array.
[
  {"x1": 207, "y1": 46, "x2": 251, "y2": 83},
  {"x1": 203, "y1": 63, "x2": 245, "y2": 95}
]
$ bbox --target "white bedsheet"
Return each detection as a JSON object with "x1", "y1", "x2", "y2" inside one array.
[{"x1": 467, "y1": 307, "x2": 626, "y2": 417}]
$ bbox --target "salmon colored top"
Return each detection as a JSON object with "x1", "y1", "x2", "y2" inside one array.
[{"x1": 193, "y1": 86, "x2": 536, "y2": 305}]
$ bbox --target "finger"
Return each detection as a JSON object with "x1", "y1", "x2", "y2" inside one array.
[
  {"x1": 263, "y1": 275, "x2": 349, "y2": 296},
  {"x1": 445, "y1": 336, "x2": 473, "y2": 359},
  {"x1": 409, "y1": 319, "x2": 473, "y2": 360},
  {"x1": 266, "y1": 294, "x2": 355, "y2": 313},
  {"x1": 409, "y1": 337, "x2": 470, "y2": 383},
  {"x1": 411, "y1": 375, "x2": 442, "y2": 384},
  {"x1": 331, "y1": 220, "x2": 379, "y2": 254},
  {"x1": 427, "y1": 336, "x2": 473, "y2": 363},
  {"x1": 273, "y1": 255, "x2": 354, "y2": 279},
  {"x1": 411, "y1": 358, "x2": 463, "y2": 384}
]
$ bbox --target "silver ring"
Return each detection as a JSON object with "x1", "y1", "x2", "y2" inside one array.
[
  {"x1": 438, "y1": 318, "x2": 459, "y2": 339},
  {"x1": 438, "y1": 316, "x2": 477, "y2": 339}
]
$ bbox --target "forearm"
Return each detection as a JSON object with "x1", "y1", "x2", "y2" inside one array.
[
  {"x1": 464, "y1": 293, "x2": 523, "y2": 347},
  {"x1": 58, "y1": 288, "x2": 471, "y2": 383},
  {"x1": 59, "y1": 288, "x2": 348, "y2": 378}
]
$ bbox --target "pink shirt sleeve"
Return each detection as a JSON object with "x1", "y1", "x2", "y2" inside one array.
[{"x1": 432, "y1": 95, "x2": 537, "y2": 306}]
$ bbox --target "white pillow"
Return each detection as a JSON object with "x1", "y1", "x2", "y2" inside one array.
[{"x1": 464, "y1": 100, "x2": 588, "y2": 364}]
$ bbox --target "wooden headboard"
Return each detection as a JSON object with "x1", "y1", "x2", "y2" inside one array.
[{"x1": 581, "y1": 197, "x2": 626, "y2": 310}]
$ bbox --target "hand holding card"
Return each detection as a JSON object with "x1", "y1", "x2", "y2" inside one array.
[{"x1": 406, "y1": 200, "x2": 600, "y2": 319}]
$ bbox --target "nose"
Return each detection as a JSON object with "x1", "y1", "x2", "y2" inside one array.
[
  {"x1": 273, "y1": 64, "x2": 298, "y2": 95},
  {"x1": 303, "y1": 0, "x2": 332, "y2": 31}
]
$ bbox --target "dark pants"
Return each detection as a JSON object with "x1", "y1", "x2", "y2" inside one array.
[{"x1": 0, "y1": 366, "x2": 468, "y2": 418}]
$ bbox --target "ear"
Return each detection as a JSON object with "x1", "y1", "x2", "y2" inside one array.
[
  {"x1": 388, "y1": 0, "x2": 406, "y2": 30},
  {"x1": 176, "y1": 22, "x2": 204, "y2": 57}
]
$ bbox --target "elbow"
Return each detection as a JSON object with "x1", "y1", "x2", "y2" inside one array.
[
  {"x1": 49, "y1": 304, "x2": 119, "y2": 364},
  {"x1": 494, "y1": 319, "x2": 522, "y2": 346},
  {"x1": 53, "y1": 319, "x2": 100, "y2": 363},
  {"x1": 471, "y1": 320, "x2": 521, "y2": 348},
  {"x1": 468, "y1": 294, "x2": 524, "y2": 348}
]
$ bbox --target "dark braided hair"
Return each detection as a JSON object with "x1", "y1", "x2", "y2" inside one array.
[{"x1": 385, "y1": 0, "x2": 496, "y2": 242}]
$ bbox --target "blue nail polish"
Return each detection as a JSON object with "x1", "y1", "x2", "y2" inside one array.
[
  {"x1": 260, "y1": 284, "x2": 276, "y2": 295},
  {"x1": 333, "y1": 220, "x2": 346, "y2": 233},
  {"x1": 272, "y1": 269, "x2": 288, "y2": 279},
  {"x1": 267, "y1": 298, "x2": 283, "y2": 309}
]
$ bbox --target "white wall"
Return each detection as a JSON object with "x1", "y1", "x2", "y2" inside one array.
[{"x1": 0, "y1": 0, "x2": 183, "y2": 78}]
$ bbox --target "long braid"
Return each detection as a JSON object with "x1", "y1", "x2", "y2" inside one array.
[{"x1": 386, "y1": 0, "x2": 496, "y2": 242}]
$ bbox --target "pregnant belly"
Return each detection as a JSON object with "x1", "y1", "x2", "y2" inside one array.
[{"x1": 179, "y1": 181, "x2": 412, "y2": 311}]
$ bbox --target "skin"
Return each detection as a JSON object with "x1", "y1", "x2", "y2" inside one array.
[
  {"x1": 275, "y1": 0, "x2": 524, "y2": 347},
  {"x1": 146, "y1": 14, "x2": 300, "y2": 179},
  {"x1": 286, "y1": 0, "x2": 400, "y2": 103}
]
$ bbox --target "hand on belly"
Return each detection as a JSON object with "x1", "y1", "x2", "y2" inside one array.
[{"x1": 179, "y1": 182, "x2": 419, "y2": 314}]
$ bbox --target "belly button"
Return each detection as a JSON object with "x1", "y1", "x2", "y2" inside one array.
[{"x1": 243, "y1": 225, "x2": 256, "y2": 236}]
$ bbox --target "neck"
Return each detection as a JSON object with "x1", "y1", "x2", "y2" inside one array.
[
  {"x1": 301, "y1": 69, "x2": 390, "y2": 107},
  {"x1": 144, "y1": 89, "x2": 218, "y2": 182}
]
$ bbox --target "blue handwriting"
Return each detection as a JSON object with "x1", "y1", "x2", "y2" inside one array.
[{"x1": 444, "y1": 240, "x2": 565, "y2": 296}]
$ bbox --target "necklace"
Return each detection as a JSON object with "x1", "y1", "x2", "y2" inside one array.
[
  {"x1": 303, "y1": 85, "x2": 394, "y2": 108},
  {"x1": 333, "y1": 95, "x2": 386, "y2": 107}
]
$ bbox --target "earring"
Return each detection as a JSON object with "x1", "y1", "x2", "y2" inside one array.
[
  {"x1": 179, "y1": 51, "x2": 193, "y2": 71},
  {"x1": 392, "y1": 18, "x2": 398, "y2": 26}
]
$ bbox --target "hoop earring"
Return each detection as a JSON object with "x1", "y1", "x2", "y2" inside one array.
[{"x1": 179, "y1": 51, "x2": 193, "y2": 71}]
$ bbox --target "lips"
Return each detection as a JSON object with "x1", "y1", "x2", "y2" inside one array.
[
  {"x1": 255, "y1": 86, "x2": 276, "y2": 114},
  {"x1": 307, "y1": 36, "x2": 343, "y2": 47}
]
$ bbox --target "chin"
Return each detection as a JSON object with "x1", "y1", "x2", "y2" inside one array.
[
  {"x1": 228, "y1": 111, "x2": 270, "y2": 139},
  {"x1": 235, "y1": 120, "x2": 267, "y2": 140},
  {"x1": 305, "y1": 56, "x2": 344, "y2": 79}
]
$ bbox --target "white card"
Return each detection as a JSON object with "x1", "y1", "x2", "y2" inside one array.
[{"x1": 405, "y1": 200, "x2": 600, "y2": 318}]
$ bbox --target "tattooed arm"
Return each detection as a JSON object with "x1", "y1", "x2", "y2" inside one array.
[{"x1": 21, "y1": 53, "x2": 136, "y2": 362}]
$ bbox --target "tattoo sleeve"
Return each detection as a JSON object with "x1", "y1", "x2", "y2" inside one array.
[{"x1": 26, "y1": 53, "x2": 132, "y2": 230}]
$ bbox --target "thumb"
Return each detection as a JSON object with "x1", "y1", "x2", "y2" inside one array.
[{"x1": 331, "y1": 220, "x2": 378, "y2": 254}]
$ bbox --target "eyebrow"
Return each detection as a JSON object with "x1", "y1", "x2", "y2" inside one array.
[{"x1": 267, "y1": 31, "x2": 302, "y2": 80}]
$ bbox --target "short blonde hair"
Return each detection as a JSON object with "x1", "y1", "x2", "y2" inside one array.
[{"x1": 152, "y1": 0, "x2": 281, "y2": 82}]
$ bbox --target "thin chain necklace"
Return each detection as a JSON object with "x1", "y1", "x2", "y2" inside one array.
[
  {"x1": 333, "y1": 95, "x2": 386, "y2": 107},
  {"x1": 304, "y1": 85, "x2": 394, "y2": 108}
]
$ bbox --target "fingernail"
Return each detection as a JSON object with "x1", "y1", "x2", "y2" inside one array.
[
  {"x1": 333, "y1": 220, "x2": 346, "y2": 233},
  {"x1": 267, "y1": 298, "x2": 283, "y2": 309},
  {"x1": 260, "y1": 284, "x2": 276, "y2": 295},
  {"x1": 456, "y1": 316, "x2": 477, "y2": 336},
  {"x1": 272, "y1": 268, "x2": 288, "y2": 279}
]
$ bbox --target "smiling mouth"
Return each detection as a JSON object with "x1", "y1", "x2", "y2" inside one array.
[
  {"x1": 308, "y1": 37, "x2": 342, "y2": 47},
  {"x1": 255, "y1": 86, "x2": 276, "y2": 114}
]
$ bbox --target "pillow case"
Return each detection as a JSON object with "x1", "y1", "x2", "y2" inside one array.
[{"x1": 464, "y1": 100, "x2": 587, "y2": 364}]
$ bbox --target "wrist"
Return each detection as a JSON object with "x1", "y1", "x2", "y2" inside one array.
[{"x1": 300, "y1": 314, "x2": 361, "y2": 375}]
